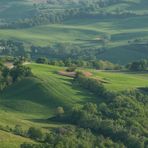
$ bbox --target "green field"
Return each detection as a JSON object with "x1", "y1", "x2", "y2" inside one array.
[{"x1": 92, "y1": 71, "x2": 148, "y2": 91}]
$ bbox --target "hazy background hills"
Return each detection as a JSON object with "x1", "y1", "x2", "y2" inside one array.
[{"x1": 0, "y1": 0, "x2": 148, "y2": 64}]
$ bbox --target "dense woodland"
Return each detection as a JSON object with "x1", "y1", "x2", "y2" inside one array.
[{"x1": 0, "y1": 39, "x2": 108, "y2": 60}]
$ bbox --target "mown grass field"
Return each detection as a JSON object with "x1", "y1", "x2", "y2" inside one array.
[{"x1": 92, "y1": 70, "x2": 148, "y2": 91}]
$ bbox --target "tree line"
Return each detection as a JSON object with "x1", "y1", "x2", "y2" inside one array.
[
  {"x1": 0, "y1": 60, "x2": 32, "y2": 91},
  {"x1": 0, "y1": 0, "x2": 142, "y2": 29}
]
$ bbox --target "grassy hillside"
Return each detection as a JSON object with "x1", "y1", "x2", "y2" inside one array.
[
  {"x1": 92, "y1": 71, "x2": 148, "y2": 91},
  {"x1": 1, "y1": 63, "x2": 148, "y2": 114},
  {"x1": 0, "y1": 64, "x2": 95, "y2": 115},
  {"x1": 0, "y1": 63, "x2": 148, "y2": 146},
  {"x1": 0, "y1": 130, "x2": 36, "y2": 148},
  {"x1": 0, "y1": 63, "x2": 96, "y2": 147}
]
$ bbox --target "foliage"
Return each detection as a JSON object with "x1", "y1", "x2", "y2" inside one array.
[
  {"x1": 127, "y1": 59, "x2": 148, "y2": 71},
  {"x1": 0, "y1": 62, "x2": 32, "y2": 90},
  {"x1": 27, "y1": 127, "x2": 43, "y2": 141},
  {"x1": 73, "y1": 72, "x2": 109, "y2": 97},
  {"x1": 21, "y1": 126, "x2": 124, "y2": 148}
]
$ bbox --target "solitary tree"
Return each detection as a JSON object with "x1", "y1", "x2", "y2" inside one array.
[{"x1": 55, "y1": 106, "x2": 65, "y2": 117}]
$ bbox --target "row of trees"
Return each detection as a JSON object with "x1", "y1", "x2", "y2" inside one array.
[
  {"x1": 126, "y1": 59, "x2": 148, "y2": 71},
  {"x1": 31, "y1": 44, "x2": 107, "y2": 60},
  {"x1": 0, "y1": 0, "x2": 140, "y2": 29},
  {"x1": 0, "y1": 39, "x2": 107, "y2": 60},
  {"x1": 0, "y1": 40, "x2": 27, "y2": 57},
  {"x1": 73, "y1": 72, "x2": 109, "y2": 97},
  {"x1": 36, "y1": 57, "x2": 122, "y2": 70},
  {"x1": 36, "y1": 57, "x2": 148, "y2": 72}
]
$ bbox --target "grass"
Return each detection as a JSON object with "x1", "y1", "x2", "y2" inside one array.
[
  {"x1": 0, "y1": 130, "x2": 36, "y2": 148},
  {"x1": 91, "y1": 70, "x2": 148, "y2": 91},
  {"x1": 1, "y1": 64, "x2": 95, "y2": 115},
  {"x1": 0, "y1": 63, "x2": 96, "y2": 147}
]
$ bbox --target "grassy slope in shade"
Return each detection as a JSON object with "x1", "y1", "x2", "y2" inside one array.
[
  {"x1": 0, "y1": 63, "x2": 96, "y2": 147},
  {"x1": 0, "y1": 64, "x2": 95, "y2": 115}
]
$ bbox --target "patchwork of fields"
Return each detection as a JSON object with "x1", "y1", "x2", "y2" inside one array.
[{"x1": 0, "y1": 15, "x2": 148, "y2": 64}]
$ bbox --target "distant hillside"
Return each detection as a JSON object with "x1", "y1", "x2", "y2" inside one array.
[{"x1": 0, "y1": 0, "x2": 148, "y2": 64}]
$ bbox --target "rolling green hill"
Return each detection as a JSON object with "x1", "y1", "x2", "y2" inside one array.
[
  {"x1": 0, "y1": 64, "x2": 96, "y2": 115},
  {"x1": 0, "y1": 63, "x2": 96, "y2": 147},
  {"x1": 0, "y1": 63, "x2": 148, "y2": 147}
]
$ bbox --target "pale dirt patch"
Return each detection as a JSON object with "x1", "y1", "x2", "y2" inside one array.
[
  {"x1": 58, "y1": 71, "x2": 76, "y2": 78},
  {"x1": 4, "y1": 62, "x2": 14, "y2": 69},
  {"x1": 82, "y1": 71, "x2": 93, "y2": 77},
  {"x1": 31, "y1": 0, "x2": 47, "y2": 4},
  {"x1": 58, "y1": 71, "x2": 93, "y2": 78}
]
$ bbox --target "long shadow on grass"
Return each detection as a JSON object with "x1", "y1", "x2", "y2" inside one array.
[
  {"x1": 138, "y1": 87, "x2": 148, "y2": 94},
  {"x1": 58, "y1": 76, "x2": 103, "y2": 104}
]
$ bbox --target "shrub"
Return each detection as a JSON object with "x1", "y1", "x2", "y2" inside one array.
[{"x1": 27, "y1": 127, "x2": 43, "y2": 140}]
